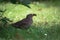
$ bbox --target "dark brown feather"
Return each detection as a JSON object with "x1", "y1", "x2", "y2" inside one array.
[{"x1": 11, "y1": 14, "x2": 36, "y2": 29}]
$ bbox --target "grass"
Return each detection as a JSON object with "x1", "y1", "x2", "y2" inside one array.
[{"x1": 0, "y1": 1, "x2": 60, "y2": 40}]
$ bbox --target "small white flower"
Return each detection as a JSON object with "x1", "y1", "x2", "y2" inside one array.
[{"x1": 44, "y1": 33, "x2": 47, "y2": 36}]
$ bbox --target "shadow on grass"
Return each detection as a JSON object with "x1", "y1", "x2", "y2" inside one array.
[
  {"x1": 0, "y1": 0, "x2": 60, "y2": 9},
  {"x1": 0, "y1": 20, "x2": 60, "y2": 40}
]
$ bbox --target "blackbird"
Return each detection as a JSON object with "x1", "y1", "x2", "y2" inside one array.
[{"x1": 11, "y1": 14, "x2": 36, "y2": 30}]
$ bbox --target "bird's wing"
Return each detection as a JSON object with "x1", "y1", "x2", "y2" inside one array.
[{"x1": 13, "y1": 18, "x2": 28, "y2": 26}]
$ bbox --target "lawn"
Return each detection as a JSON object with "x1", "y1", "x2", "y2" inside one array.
[{"x1": 0, "y1": 1, "x2": 60, "y2": 40}]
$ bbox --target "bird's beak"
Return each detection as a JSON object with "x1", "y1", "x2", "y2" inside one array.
[{"x1": 33, "y1": 14, "x2": 36, "y2": 16}]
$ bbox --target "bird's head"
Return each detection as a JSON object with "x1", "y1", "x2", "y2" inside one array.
[{"x1": 26, "y1": 14, "x2": 36, "y2": 19}]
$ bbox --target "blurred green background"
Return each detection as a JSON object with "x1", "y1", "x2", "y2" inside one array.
[{"x1": 0, "y1": 0, "x2": 60, "y2": 40}]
